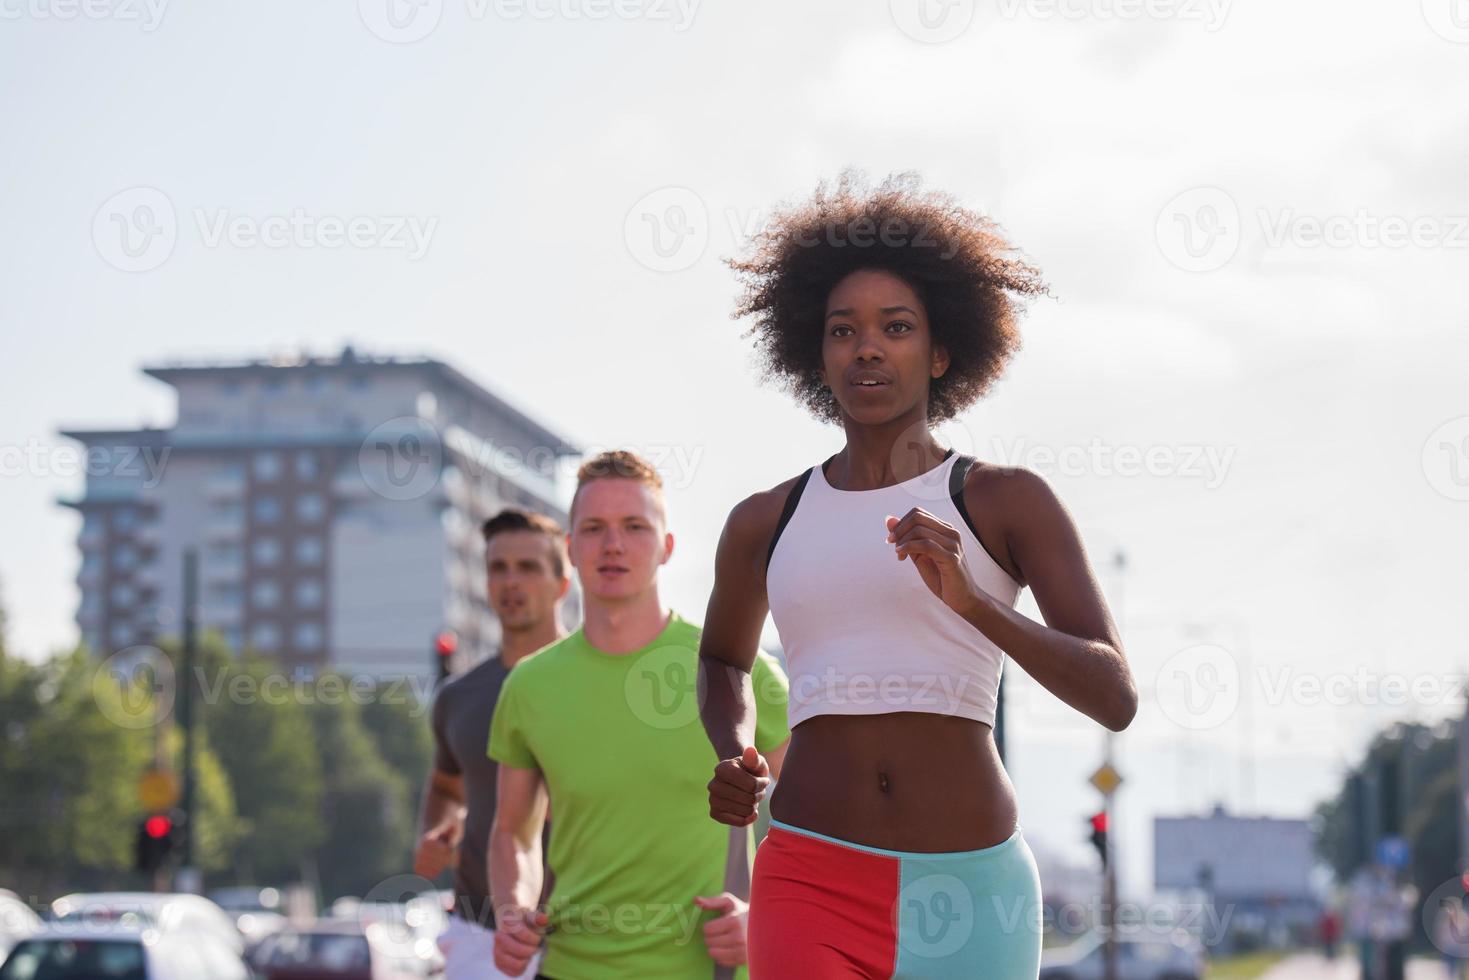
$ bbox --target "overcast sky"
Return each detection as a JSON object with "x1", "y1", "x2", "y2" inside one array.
[{"x1": 2, "y1": 0, "x2": 1466, "y2": 899}]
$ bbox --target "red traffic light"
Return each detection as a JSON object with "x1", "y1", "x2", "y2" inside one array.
[
  {"x1": 1089, "y1": 811, "x2": 1108, "y2": 833},
  {"x1": 143, "y1": 814, "x2": 173, "y2": 839},
  {"x1": 434, "y1": 632, "x2": 458, "y2": 657}
]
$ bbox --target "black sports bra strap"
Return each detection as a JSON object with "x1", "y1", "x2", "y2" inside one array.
[
  {"x1": 948, "y1": 453, "x2": 1015, "y2": 578},
  {"x1": 765, "y1": 467, "x2": 814, "y2": 570}
]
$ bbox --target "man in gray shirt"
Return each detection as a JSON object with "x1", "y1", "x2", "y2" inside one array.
[{"x1": 416, "y1": 508, "x2": 570, "y2": 980}]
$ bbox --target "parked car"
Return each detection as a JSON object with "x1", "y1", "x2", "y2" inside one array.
[
  {"x1": 1039, "y1": 930, "x2": 1206, "y2": 980},
  {"x1": 251, "y1": 921, "x2": 441, "y2": 979},
  {"x1": 209, "y1": 886, "x2": 289, "y2": 946},
  {"x1": 0, "y1": 921, "x2": 249, "y2": 980},
  {"x1": 49, "y1": 892, "x2": 244, "y2": 955},
  {"x1": 0, "y1": 891, "x2": 42, "y2": 958}
]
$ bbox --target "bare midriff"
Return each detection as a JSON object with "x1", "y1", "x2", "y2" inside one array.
[{"x1": 768, "y1": 711, "x2": 1018, "y2": 853}]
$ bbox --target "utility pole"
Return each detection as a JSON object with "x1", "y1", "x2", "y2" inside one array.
[{"x1": 178, "y1": 549, "x2": 199, "y2": 893}]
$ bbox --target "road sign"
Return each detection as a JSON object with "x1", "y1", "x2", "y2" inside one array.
[
  {"x1": 138, "y1": 768, "x2": 179, "y2": 812},
  {"x1": 1376, "y1": 835, "x2": 1410, "y2": 870},
  {"x1": 1090, "y1": 762, "x2": 1123, "y2": 796}
]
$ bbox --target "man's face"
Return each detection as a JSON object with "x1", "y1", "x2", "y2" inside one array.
[
  {"x1": 486, "y1": 530, "x2": 567, "y2": 633},
  {"x1": 568, "y1": 478, "x2": 673, "y2": 604}
]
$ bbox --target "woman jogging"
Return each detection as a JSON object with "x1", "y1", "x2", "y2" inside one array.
[{"x1": 697, "y1": 173, "x2": 1138, "y2": 979}]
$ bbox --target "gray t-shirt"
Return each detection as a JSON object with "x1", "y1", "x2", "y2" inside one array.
[{"x1": 430, "y1": 652, "x2": 515, "y2": 928}]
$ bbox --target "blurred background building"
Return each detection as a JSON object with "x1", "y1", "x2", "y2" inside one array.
[
  {"x1": 58, "y1": 345, "x2": 580, "y2": 681},
  {"x1": 1155, "y1": 804, "x2": 1323, "y2": 951}
]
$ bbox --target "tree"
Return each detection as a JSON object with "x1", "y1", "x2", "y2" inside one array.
[{"x1": 304, "y1": 677, "x2": 415, "y2": 901}]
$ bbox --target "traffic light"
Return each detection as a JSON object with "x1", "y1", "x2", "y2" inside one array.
[
  {"x1": 433, "y1": 631, "x2": 458, "y2": 684},
  {"x1": 135, "y1": 811, "x2": 177, "y2": 874},
  {"x1": 1088, "y1": 811, "x2": 1108, "y2": 870}
]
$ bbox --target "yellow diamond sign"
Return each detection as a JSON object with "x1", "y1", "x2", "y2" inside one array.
[
  {"x1": 138, "y1": 769, "x2": 179, "y2": 812},
  {"x1": 1089, "y1": 763, "x2": 1123, "y2": 797}
]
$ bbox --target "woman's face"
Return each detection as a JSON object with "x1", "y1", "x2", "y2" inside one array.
[{"x1": 819, "y1": 267, "x2": 949, "y2": 426}]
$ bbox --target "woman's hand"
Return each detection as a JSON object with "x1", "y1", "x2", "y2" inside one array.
[
  {"x1": 886, "y1": 509, "x2": 989, "y2": 619},
  {"x1": 707, "y1": 746, "x2": 770, "y2": 827}
]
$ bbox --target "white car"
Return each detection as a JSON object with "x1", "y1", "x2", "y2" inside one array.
[
  {"x1": 0, "y1": 890, "x2": 43, "y2": 958},
  {"x1": 49, "y1": 892, "x2": 244, "y2": 955},
  {"x1": 1039, "y1": 931, "x2": 1206, "y2": 980},
  {"x1": 0, "y1": 922, "x2": 249, "y2": 980}
]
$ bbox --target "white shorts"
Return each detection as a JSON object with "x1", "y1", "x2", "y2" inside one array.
[{"x1": 438, "y1": 914, "x2": 543, "y2": 980}]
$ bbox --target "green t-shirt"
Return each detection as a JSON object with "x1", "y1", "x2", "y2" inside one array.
[{"x1": 488, "y1": 611, "x2": 790, "y2": 980}]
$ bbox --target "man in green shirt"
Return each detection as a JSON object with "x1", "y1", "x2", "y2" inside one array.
[{"x1": 489, "y1": 450, "x2": 791, "y2": 980}]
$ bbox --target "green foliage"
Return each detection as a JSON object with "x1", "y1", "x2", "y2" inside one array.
[{"x1": 0, "y1": 618, "x2": 445, "y2": 905}]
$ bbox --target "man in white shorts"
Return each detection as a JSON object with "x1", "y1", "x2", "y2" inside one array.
[{"x1": 415, "y1": 508, "x2": 570, "y2": 979}]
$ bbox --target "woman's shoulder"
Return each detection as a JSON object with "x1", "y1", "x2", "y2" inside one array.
[{"x1": 725, "y1": 470, "x2": 811, "y2": 538}]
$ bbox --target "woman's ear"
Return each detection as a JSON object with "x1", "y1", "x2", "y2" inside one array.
[{"x1": 931, "y1": 344, "x2": 951, "y2": 379}]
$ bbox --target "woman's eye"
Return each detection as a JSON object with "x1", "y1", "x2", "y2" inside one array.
[
  {"x1": 887, "y1": 321, "x2": 912, "y2": 333},
  {"x1": 830, "y1": 325, "x2": 853, "y2": 336}
]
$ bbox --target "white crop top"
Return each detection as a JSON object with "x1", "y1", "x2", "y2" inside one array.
[{"x1": 765, "y1": 449, "x2": 1023, "y2": 728}]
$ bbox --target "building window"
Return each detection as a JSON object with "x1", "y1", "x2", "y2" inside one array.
[
  {"x1": 111, "y1": 583, "x2": 136, "y2": 606},
  {"x1": 294, "y1": 579, "x2": 323, "y2": 609},
  {"x1": 114, "y1": 507, "x2": 138, "y2": 531},
  {"x1": 210, "y1": 584, "x2": 242, "y2": 604},
  {"x1": 253, "y1": 496, "x2": 282, "y2": 523},
  {"x1": 254, "y1": 452, "x2": 283, "y2": 482},
  {"x1": 295, "y1": 451, "x2": 319, "y2": 480},
  {"x1": 208, "y1": 541, "x2": 242, "y2": 563},
  {"x1": 252, "y1": 580, "x2": 281, "y2": 609},
  {"x1": 110, "y1": 622, "x2": 136, "y2": 646},
  {"x1": 223, "y1": 626, "x2": 243, "y2": 651},
  {"x1": 253, "y1": 537, "x2": 282, "y2": 566},
  {"x1": 250, "y1": 622, "x2": 280, "y2": 651},
  {"x1": 296, "y1": 493, "x2": 325, "y2": 523},
  {"x1": 294, "y1": 622, "x2": 323, "y2": 650},
  {"x1": 114, "y1": 545, "x2": 139, "y2": 570},
  {"x1": 295, "y1": 536, "x2": 323, "y2": 565}
]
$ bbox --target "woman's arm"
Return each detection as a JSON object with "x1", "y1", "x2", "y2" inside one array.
[
  {"x1": 971, "y1": 466, "x2": 1136, "y2": 731},
  {"x1": 886, "y1": 465, "x2": 1136, "y2": 731},
  {"x1": 698, "y1": 485, "x2": 789, "y2": 825}
]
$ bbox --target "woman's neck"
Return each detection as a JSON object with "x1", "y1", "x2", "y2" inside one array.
[{"x1": 831, "y1": 414, "x2": 948, "y2": 490}]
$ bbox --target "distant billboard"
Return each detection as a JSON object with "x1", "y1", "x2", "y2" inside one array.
[{"x1": 1154, "y1": 813, "x2": 1315, "y2": 900}]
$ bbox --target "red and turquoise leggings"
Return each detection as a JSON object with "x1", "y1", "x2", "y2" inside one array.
[{"x1": 749, "y1": 819, "x2": 1043, "y2": 979}]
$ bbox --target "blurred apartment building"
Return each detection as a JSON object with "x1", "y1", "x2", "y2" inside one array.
[{"x1": 58, "y1": 345, "x2": 579, "y2": 681}]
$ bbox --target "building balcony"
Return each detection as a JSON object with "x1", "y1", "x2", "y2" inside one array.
[
  {"x1": 203, "y1": 557, "x2": 245, "y2": 583},
  {"x1": 205, "y1": 474, "x2": 247, "y2": 500},
  {"x1": 199, "y1": 601, "x2": 243, "y2": 626},
  {"x1": 205, "y1": 514, "x2": 246, "y2": 541}
]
